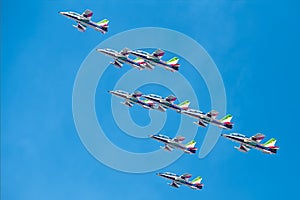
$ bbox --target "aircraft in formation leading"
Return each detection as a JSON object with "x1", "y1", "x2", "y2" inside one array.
[
  {"x1": 59, "y1": 9, "x2": 109, "y2": 33},
  {"x1": 150, "y1": 134, "x2": 197, "y2": 154},
  {"x1": 157, "y1": 172, "x2": 204, "y2": 190},
  {"x1": 221, "y1": 133, "x2": 279, "y2": 154}
]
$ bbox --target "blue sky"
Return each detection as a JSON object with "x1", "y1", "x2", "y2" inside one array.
[{"x1": 2, "y1": 0, "x2": 300, "y2": 199}]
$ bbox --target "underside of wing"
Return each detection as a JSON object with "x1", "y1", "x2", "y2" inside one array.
[
  {"x1": 194, "y1": 119, "x2": 208, "y2": 127},
  {"x1": 73, "y1": 23, "x2": 86, "y2": 32},
  {"x1": 234, "y1": 144, "x2": 251, "y2": 153},
  {"x1": 169, "y1": 181, "x2": 180, "y2": 188},
  {"x1": 110, "y1": 59, "x2": 123, "y2": 68},
  {"x1": 161, "y1": 145, "x2": 174, "y2": 152},
  {"x1": 121, "y1": 101, "x2": 133, "y2": 108}
]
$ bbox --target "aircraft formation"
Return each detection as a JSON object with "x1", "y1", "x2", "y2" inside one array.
[{"x1": 60, "y1": 9, "x2": 280, "y2": 191}]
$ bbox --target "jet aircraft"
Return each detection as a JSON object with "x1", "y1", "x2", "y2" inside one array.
[
  {"x1": 59, "y1": 9, "x2": 109, "y2": 33},
  {"x1": 97, "y1": 48, "x2": 153, "y2": 70},
  {"x1": 157, "y1": 172, "x2": 204, "y2": 190},
  {"x1": 108, "y1": 90, "x2": 154, "y2": 109},
  {"x1": 181, "y1": 109, "x2": 233, "y2": 129},
  {"x1": 221, "y1": 133, "x2": 279, "y2": 154},
  {"x1": 128, "y1": 49, "x2": 180, "y2": 72},
  {"x1": 142, "y1": 94, "x2": 190, "y2": 112},
  {"x1": 149, "y1": 134, "x2": 197, "y2": 154}
]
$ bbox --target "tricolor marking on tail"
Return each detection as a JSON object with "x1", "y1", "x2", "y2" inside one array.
[
  {"x1": 97, "y1": 19, "x2": 109, "y2": 27},
  {"x1": 166, "y1": 57, "x2": 180, "y2": 67},
  {"x1": 263, "y1": 138, "x2": 277, "y2": 147},
  {"x1": 191, "y1": 176, "x2": 202, "y2": 184},
  {"x1": 178, "y1": 100, "x2": 190, "y2": 110}
]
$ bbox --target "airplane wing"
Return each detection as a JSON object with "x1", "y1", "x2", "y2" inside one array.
[
  {"x1": 132, "y1": 91, "x2": 143, "y2": 98},
  {"x1": 161, "y1": 145, "x2": 174, "y2": 152},
  {"x1": 169, "y1": 181, "x2": 180, "y2": 188},
  {"x1": 165, "y1": 95, "x2": 177, "y2": 102},
  {"x1": 82, "y1": 9, "x2": 93, "y2": 19},
  {"x1": 250, "y1": 133, "x2": 265, "y2": 143},
  {"x1": 73, "y1": 23, "x2": 86, "y2": 32},
  {"x1": 110, "y1": 59, "x2": 123, "y2": 68},
  {"x1": 121, "y1": 101, "x2": 133, "y2": 108},
  {"x1": 194, "y1": 119, "x2": 208, "y2": 127},
  {"x1": 173, "y1": 136, "x2": 185, "y2": 143},
  {"x1": 152, "y1": 49, "x2": 165, "y2": 59},
  {"x1": 157, "y1": 105, "x2": 167, "y2": 112},
  {"x1": 141, "y1": 62, "x2": 155, "y2": 70},
  {"x1": 234, "y1": 144, "x2": 251, "y2": 153},
  {"x1": 206, "y1": 110, "x2": 219, "y2": 119},
  {"x1": 180, "y1": 173, "x2": 192, "y2": 181}
]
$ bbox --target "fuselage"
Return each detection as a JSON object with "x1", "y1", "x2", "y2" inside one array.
[
  {"x1": 109, "y1": 90, "x2": 154, "y2": 109},
  {"x1": 130, "y1": 51, "x2": 177, "y2": 71},
  {"x1": 59, "y1": 11, "x2": 106, "y2": 33},
  {"x1": 221, "y1": 134, "x2": 276, "y2": 154},
  {"x1": 97, "y1": 49, "x2": 144, "y2": 70}
]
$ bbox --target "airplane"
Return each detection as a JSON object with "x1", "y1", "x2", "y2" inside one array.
[
  {"x1": 59, "y1": 9, "x2": 109, "y2": 33},
  {"x1": 108, "y1": 90, "x2": 155, "y2": 109},
  {"x1": 149, "y1": 134, "x2": 197, "y2": 154},
  {"x1": 142, "y1": 94, "x2": 190, "y2": 112},
  {"x1": 157, "y1": 172, "x2": 204, "y2": 190},
  {"x1": 221, "y1": 133, "x2": 279, "y2": 154},
  {"x1": 181, "y1": 109, "x2": 233, "y2": 129},
  {"x1": 96, "y1": 48, "x2": 153, "y2": 70},
  {"x1": 128, "y1": 49, "x2": 180, "y2": 72}
]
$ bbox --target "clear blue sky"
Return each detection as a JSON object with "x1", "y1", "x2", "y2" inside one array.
[{"x1": 2, "y1": 0, "x2": 300, "y2": 199}]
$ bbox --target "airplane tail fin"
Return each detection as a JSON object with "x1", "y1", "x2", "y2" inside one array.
[
  {"x1": 178, "y1": 100, "x2": 190, "y2": 110},
  {"x1": 97, "y1": 19, "x2": 109, "y2": 32},
  {"x1": 263, "y1": 138, "x2": 277, "y2": 147},
  {"x1": 191, "y1": 176, "x2": 202, "y2": 184},
  {"x1": 220, "y1": 114, "x2": 233, "y2": 129},
  {"x1": 166, "y1": 57, "x2": 180, "y2": 71},
  {"x1": 185, "y1": 140, "x2": 196, "y2": 148},
  {"x1": 185, "y1": 140, "x2": 197, "y2": 154}
]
